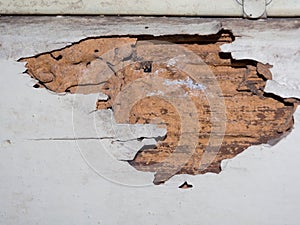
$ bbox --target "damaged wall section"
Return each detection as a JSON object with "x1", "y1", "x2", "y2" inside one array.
[{"x1": 20, "y1": 30, "x2": 298, "y2": 184}]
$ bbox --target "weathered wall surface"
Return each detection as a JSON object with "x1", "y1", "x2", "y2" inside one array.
[
  {"x1": 20, "y1": 32, "x2": 297, "y2": 184},
  {"x1": 0, "y1": 17, "x2": 300, "y2": 225}
]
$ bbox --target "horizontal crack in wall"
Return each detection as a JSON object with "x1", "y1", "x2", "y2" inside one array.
[{"x1": 20, "y1": 30, "x2": 298, "y2": 185}]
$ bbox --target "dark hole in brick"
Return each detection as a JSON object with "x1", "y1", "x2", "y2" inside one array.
[
  {"x1": 142, "y1": 61, "x2": 152, "y2": 73},
  {"x1": 50, "y1": 54, "x2": 63, "y2": 61}
]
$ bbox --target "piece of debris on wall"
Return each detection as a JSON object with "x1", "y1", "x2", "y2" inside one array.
[{"x1": 20, "y1": 31, "x2": 298, "y2": 184}]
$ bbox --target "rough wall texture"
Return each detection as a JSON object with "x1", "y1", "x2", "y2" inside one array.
[{"x1": 21, "y1": 31, "x2": 297, "y2": 184}]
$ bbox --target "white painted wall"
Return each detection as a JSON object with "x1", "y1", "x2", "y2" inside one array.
[{"x1": 0, "y1": 17, "x2": 300, "y2": 225}]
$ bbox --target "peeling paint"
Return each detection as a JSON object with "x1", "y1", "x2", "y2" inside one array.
[{"x1": 19, "y1": 31, "x2": 298, "y2": 184}]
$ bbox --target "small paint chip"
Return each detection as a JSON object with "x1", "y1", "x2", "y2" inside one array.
[{"x1": 179, "y1": 181, "x2": 193, "y2": 189}]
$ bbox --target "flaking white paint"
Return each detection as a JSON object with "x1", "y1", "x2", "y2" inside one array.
[{"x1": 221, "y1": 19, "x2": 300, "y2": 99}]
